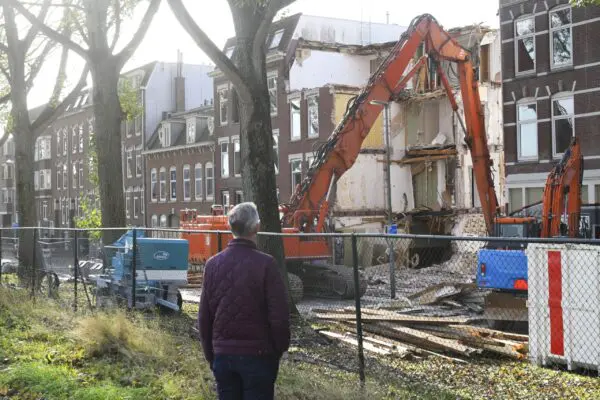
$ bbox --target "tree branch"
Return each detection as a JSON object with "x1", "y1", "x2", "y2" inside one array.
[
  {"x1": 109, "y1": 0, "x2": 122, "y2": 51},
  {"x1": 167, "y1": 0, "x2": 251, "y2": 102},
  {"x1": 23, "y1": 0, "x2": 52, "y2": 49},
  {"x1": 7, "y1": 0, "x2": 89, "y2": 61},
  {"x1": 0, "y1": 63, "x2": 11, "y2": 83},
  {"x1": 0, "y1": 92, "x2": 10, "y2": 105},
  {"x1": 252, "y1": 0, "x2": 293, "y2": 74},
  {"x1": 31, "y1": 64, "x2": 89, "y2": 134},
  {"x1": 116, "y1": 0, "x2": 161, "y2": 69},
  {"x1": 0, "y1": 42, "x2": 9, "y2": 53},
  {"x1": 25, "y1": 37, "x2": 55, "y2": 91},
  {"x1": 46, "y1": 32, "x2": 70, "y2": 107}
]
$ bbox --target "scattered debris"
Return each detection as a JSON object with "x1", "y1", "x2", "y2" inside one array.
[{"x1": 312, "y1": 306, "x2": 529, "y2": 362}]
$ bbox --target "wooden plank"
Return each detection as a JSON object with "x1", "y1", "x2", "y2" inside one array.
[
  {"x1": 448, "y1": 325, "x2": 529, "y2": 342},
  {"x1": 318, "y1": 330, "x2": 392, "y2": 356},
  {"x1": 340, "y1": 321, "x2": 422, "y2": 356},
  {"x1": 313, "y1": 312, "x2": 474, "y2": 325},
  {"x1": 406, "y1": 148, "x2": 458, "y2": 157},
  {"x1": 376, "y1": 323, "x2": 480, "y2": 356}
]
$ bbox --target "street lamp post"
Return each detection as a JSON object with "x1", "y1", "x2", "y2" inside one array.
[{"x1": 370, "y1": 100, "x2": 396, "y2": 299}]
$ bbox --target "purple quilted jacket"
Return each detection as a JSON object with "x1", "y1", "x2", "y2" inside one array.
[{"x1": 198, "y1": 238, "x2": 290, "y2": 364}]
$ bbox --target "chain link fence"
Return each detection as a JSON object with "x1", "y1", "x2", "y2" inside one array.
[{"x1": 2, "y1": 226, "x2": 599, "y2": 384}]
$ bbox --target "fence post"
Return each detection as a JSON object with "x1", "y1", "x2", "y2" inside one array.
[
  {"x1": 131, "y1": 228, "x2": 137, "y2": 309},
  {"x1": 31, "y1": 229, "x2": 37, "y2": 300},
  {"x1": 217, "y1": 231, "x2": 222, "y2": 252},
  {"x1": 351, "y1": 234, "x2": 366, "y2": 386},
  {"x1": 388, "y1": 234, "x2": 396, "y2": 299},
  {"x1": 73, "y1": 230, "x2": 79, "y2": 312}
]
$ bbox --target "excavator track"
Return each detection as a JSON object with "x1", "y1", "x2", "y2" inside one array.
[{"x1": 292, "y1": 263, "x2": 368, "y2": 300}]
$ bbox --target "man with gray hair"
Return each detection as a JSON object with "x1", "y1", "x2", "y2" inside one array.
[{"x1": 199, "y1": 202, "x2": 290, "y2": 399}]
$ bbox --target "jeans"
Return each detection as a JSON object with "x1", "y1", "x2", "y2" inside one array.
[{"x1": 212, "y1": 354, "x2": 280, "y2": 400}]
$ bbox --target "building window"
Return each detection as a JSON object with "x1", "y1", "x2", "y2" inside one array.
[
  {"x1": 183, "y1": 164, "x2": 191, "y2": 201},
  {"x1": 133, "y1": 194, "x2": 139, "y2": 218},
  {"x1": 515, "y1": 16, "x2": 535, "y2": 74},
  {"x1": 194, "y1": 163, "x2": 203, "y2": 200},
  {"x1": 78, "y1": 161, "x2": 83, "y2": 188},
  {"x1": 56, "y1": 166, "x2": 62, "y2": 190},
  {"x1": 186, "y1": 118, "x2": 196, "y2": 144},
  {"x1": 2, "y1": 163, "x2": 13, "y2": 179},
  {"x1": 273, "y1": 130, "x2": 279, "y2": 175},
  {"x1": 151, "y1": 214, "x2": 158, "y2": 228},
  {"x1": 206, "y1": 162, "x2": 214, "y2": 199},
  {"x1": 517, "y1": 102, "x2": 538, "y2": 160},
  {"x1": 552, "y1": 95, "x2": 574, "y2": 157},
  {"x1": 509, "y1": 188, "x2": 523, "y2": 213},
  {"x1": 126, "y1": 149, "x2": 133, "y2": 178},
  {"x1": 307, "y1": 95, "x2": 319, "y2": 138},
  {"x1": 72, "y1": 162, "x2": 77, "y2": 188},
  {"x1": 225, "y1": 46, "x2": 234, "y2": 58},
  {"x1": 268, "y1": 72, "x2": 278, "y2": 115},
  {"x1": 306, "y1": 154, "x2": 315, "y2": 170},
  {"x1": 159, "y1": 167, "x2": 166, "y2": 202},
  {"x1": 550, "y1": 6, "x2": 573, "y2": 68},
  {"x1": 218, "y1": 85, "x2": 229, "y2": 126},
  {"x1": 269, "y1": 29, "x2": 284, "y2": 49},
  {"x1": 160, "y1": 214, "x2": 167, "y2": 228},
  {"x1": 63, "y1": 165, "x2": 67, "y2": 189},
  {"x1": 151, "y1": 168, "x2": 157, "y2": 202},
  {"x1": 290, "y1": 98, "x2": 301, "y2": 140},
  {"x1": 235, "y1": 191, "x2": 243, "y2": 205},
  {"x1": 159, "y1": 123, "x2": 171, "y2": 147},
  {"x1": 290, "y1": 158, "x2": 302, "y2": 190},
  {"x1": 479, "y1": 44, "x2": 490, "y2": 82},
  {"x1": 233, "y1": 138, "x2": 241, "y2": 176},
  {"x1": 135, "y1": 154, "x2": 142, "y2": 177},
  {"x1": 62, "y1": 129, "x2": 68, "y2": 155},
  {"x1": 125, "y1": 191, "x2": 130, "y2": 219},
  {"x1": 221, "y1": 190, "x2": 230, "y2": 208},
  {"x1": 220, "y1": 141, "x2": 229, "y2": 177},
  {"x1": 78, "y1": 125, "x2": 84, "y2": 152},
  {"x1": 34, "y1": 136, "x2": 51, "y2": 161},
  {"x1": 169, "y1": 166, "x2": 177, "y2": 201},
  {"x1": 72, "y1": 126, "x2": 77, "y2": 153},
  {"x1": 3, "y1": 137, "x2": 14, "y2": 155}
]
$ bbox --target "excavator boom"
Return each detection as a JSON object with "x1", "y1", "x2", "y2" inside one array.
[
  {"x1": 540, "y1": 137, "x2": 583, "y2": 238},
  {"x1": 282, "y1": 14, "x2": 500, "y2": 236}
]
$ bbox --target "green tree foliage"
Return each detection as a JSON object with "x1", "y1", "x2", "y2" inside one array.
[
  {"x1": 74, "y1": 128, "x2": 102, "y2": 240},
  {"x1": 118, "y1": 78, "x2": 143, "y2": 121},
  {"x1": 570, "y1": 0, "x2": 600, "y2": 6}
]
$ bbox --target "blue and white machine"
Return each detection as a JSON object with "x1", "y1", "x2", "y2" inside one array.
[{"x1": 95, "y1": 230, "x2": 189, "y2": 311}]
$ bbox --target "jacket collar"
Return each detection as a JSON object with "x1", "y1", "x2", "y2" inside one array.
[{"x1": 227, "y1": 238, "x2": 257, "y2": 249}]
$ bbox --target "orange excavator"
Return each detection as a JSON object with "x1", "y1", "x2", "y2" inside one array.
[{"x1": 180, "y1": 13, "x2": 553, "y2": 302}]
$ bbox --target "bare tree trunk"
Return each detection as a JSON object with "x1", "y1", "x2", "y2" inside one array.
[{"x1": 90, "y1": 58, "x2": 126, "y2": 245}]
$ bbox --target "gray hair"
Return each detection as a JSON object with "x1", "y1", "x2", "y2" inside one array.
[{"x1": 228, "y1": 202, "x2": 260, "y2": 238}]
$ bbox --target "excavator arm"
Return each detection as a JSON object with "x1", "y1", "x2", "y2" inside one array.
[
  {"x1": 282, "y1": 14, "x2": 500, "y2": 235},
  {"x1": 540, "y1": 137, "x2": 583, "y2": 238}
]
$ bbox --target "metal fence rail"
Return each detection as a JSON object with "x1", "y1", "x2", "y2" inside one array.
[{"x1": 2, "y1": 226, "x2": 599, "y2": 383}]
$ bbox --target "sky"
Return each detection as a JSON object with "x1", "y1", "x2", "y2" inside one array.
[{"x1": 26, "y1": 0, "x2": 500, "y2": 108}]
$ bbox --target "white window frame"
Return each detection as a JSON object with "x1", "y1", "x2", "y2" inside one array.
[
  {"x1": 78, "y1": 124, "x2": 84, "y2": 153},
  {"x1": 235, "y1": 190, "x2": 244, "y2": 205},
  {"x1": 79, "y1": 161, "x2": 83, "y2": 188},
  {"x1": 205, "y1": 162, "x2": 215, "y2": 200},
  {"x1": 194, "y1": 163, "x2": 203, "y2": 201},
  {"x1": 159, "y1": 167, "x2": 166, "y2": 202},
  {"x1": 186, "y1": 117, "x2": 196, "y2": 144},
  {"x1": 517, "y1": 100, "x2": 539, "y2": 161},
  {"x1": 549, "y1": 5, "x2": 573, "y2": 69},
  {"x1": 273, "y1": 130, "x2": 279, "y2": 175},
  {"x1": 71, "y1": 126, "x2": 78, "y2": 153},
  {"x1": 218, "y1": 84, "x2": 229, "y2": 126},
  {"x1": 289, "y1": 155, "x2": 303, "y2": 191},
  {"x1": 183, "y1": 164, "x2": 191, "y2": 201},
  {"x1": 135, "y1": 154, "x2": 142, "y2": 177},
  {"x1": 290, "y1": 97, "x2": 301, "y2": 141},
  {"x1": 269, "y1": 29, "x2": 284, "y2": 49},
  {"x1": 72, "y1": 162, "x2": 77, "y2": 189},
  {"x1": 62, "y1": 128, "x2": 68, "y2": 155},
  {"x1": 233, "y1": 137, "x2": 241, "y2": 177},
  {"x1": 169, "y1": 166, "x2": 177, "y2": 202},
  {"x1": 151, "y1": 214, "x2": 158, "y2": 228},
  {"x1": 307, "y1": 95, "x2": 319, "y2": 138},
  {"x1": 150, "y1": 168, "x2": 158, "y2": 202},
  {"x1": 514, "y1": 15, "x2": 536, "y2": 75},
  {"x1": 267, "y1": 71, "x2": 278, "y2": 116},
  {"x1": 62, "y1": 164, "x2": 68, "y2": 189},
  {"x1": 160, "y1": 214, "x2": 167, "y2": 228},
  {"x1": 126, "y1": 149, "x2": 133, "y2": 178},
  {"x1": 125, "y1": 190, "x2": 131, "y2": 219},
  {"x1": 56, "y1": 165, "x2": 61, "y2": 190},
  {"x1": 133, "y1": 193, "x2": 139, "y2": 219},
  {"x1": 221, "y1": 190, "x2": 230, "y2": 208},
  {"x1": 219, "y1": 138, "x2": 230, "y2": 178},
  {"x1": 551, "y1": 93, "x2": 575, "y2": 159}
]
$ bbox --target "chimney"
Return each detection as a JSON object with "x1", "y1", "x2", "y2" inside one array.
[{"x1": 175, "y1": 49, "x2": 186, "y2": 112}]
